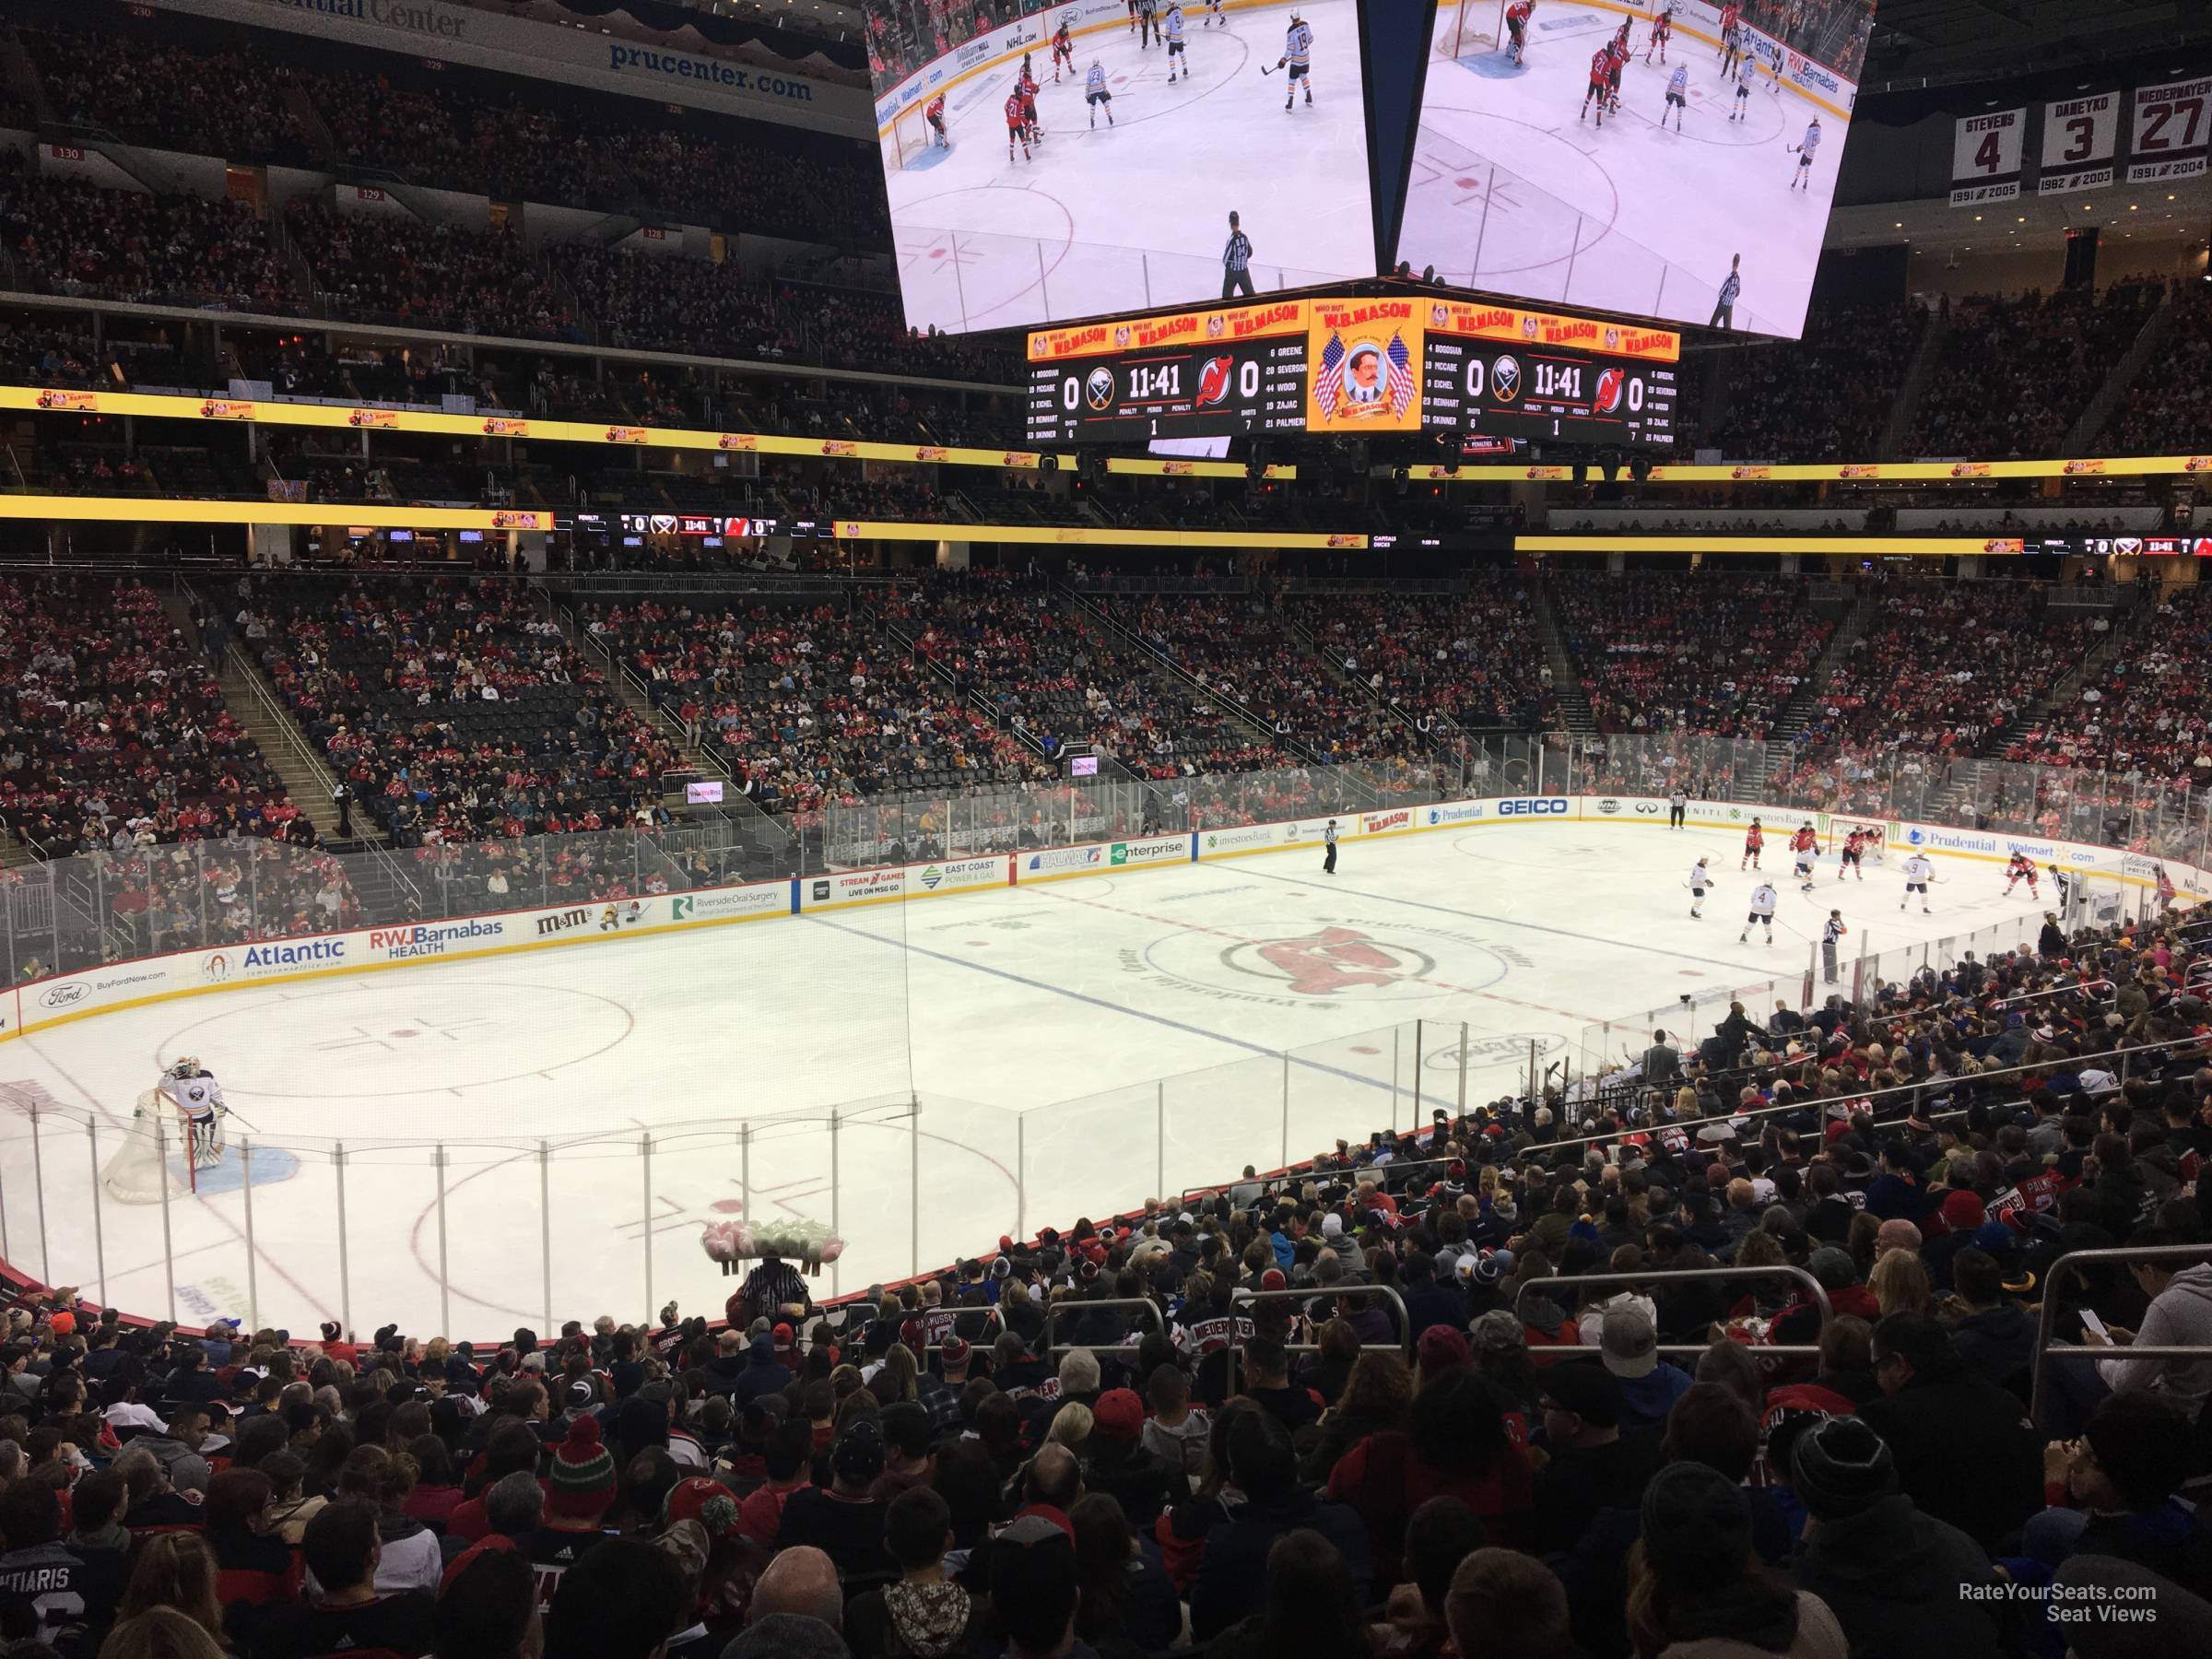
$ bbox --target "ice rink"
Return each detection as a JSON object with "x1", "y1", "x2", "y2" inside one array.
[
  {"x1": 1400, "y1": 4, "x2": 1847, "y2": 336},
  {"x1": 886, "y1": 0, "x2": 1375, "y2": 333},
  {"x1": 0, "y1": 822, "x2": 2048, "y2": 1337}
]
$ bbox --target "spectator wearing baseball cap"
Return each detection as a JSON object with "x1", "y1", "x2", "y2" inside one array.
[
  {"x1": 1078, "y1": 1388, "x2": 1174, "y2": 1527},
  {"x1": 917, "y1": 1337, "x2": 968, "y2": 1431},
  {"x1": 1532, "y1": 1363, "x2": 1662, "y2": 1555},
  {"x1": 776, "y1": 1418, "x2": 889, "y2": 1581},
  {"x1": 1788, "y1": 1416, "x2": 2004, "y2": 1658},
  {"x1": 730, "y1": 1331, "x2": 790, "y2": 1408},
  {"x1": 990, "y1": 1513, "x2": 1089, "y2": 1659},
  {"x1": 1602, "y1": 1307, "x2": 1694, "y2": 1432}
]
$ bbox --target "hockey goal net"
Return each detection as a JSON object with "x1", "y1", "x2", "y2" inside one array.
[
  {"x1": 1436, "y1": 0, "x2": 1509, "y2": 59},
  {"x1": 880, "y1": 104, "x2": 932, "y2": 172},
  {"x1": 100, "y1": 1092, "x2": 192, "y2": 1205},
  {"x1": 1827, "y1": 818, "x2": 1890, "y2": 865}
]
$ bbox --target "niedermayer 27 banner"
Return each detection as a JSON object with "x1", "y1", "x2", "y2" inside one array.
[
  {"x1": 2127, "y1": 76, "x2": 2211, "y2": 183},
  {"x1": 2039, "y1": 91, "x2": 2118, "y2": 195}
]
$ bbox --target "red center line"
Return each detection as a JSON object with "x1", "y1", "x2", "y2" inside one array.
[{"x1": 1032, "y1": 886, "x2": 1607, "y2": 1024}]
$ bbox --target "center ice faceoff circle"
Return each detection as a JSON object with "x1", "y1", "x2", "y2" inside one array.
[
  {"x1": 157, "y1": 983, "x2": 633, "y2": 1099},
  {"x1": 1130, "y1": 919, "x2": 1512, "y2": 1007}
]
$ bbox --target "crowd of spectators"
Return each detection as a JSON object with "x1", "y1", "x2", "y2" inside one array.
[
  {"x1": 283, "y1": 204, "x2": 573, "y2": 342},
  {"x1": 1902, "y1": 284, "x2": 2159, "y2": 461},
  {"x1": 0, "y1": 575, "x2": 306, "y2": 862},
  {"x1": 1800, "y1": 582, "x2": 2112, "y2": 759},
  {"x1": 1552, "y1": 573, "x2": 1833, "y2": 740},
  {"x1": 1706, "y1": 301, "x2": 1923, "y2": 463},
  {"x1": 239, "y1": 574, "x2": 679, "y2": 846},
  {"x1": 0, "y1": 903, "x2": 2206, "y2": 1658},
  {"x1": 2096, "y1": 279, "x2": 2212, "y2": 456},
  {"x1": 582, "y1": 593, "x2": 1052, "y2": 816},
  {"x1": 2006, "y1": 583, "x2": 2212, "y2": 788},
  {"x1": 899, "y1": 571, "x2": 1285, "y2": 780},
  {"x1": 1109, "y1": 594, "x2": 1415, "y2": 762},
  {"x1": 1, "y1": 177, "x2": 289, "y2": 312},
  {"x1": 1285, "y1": 573, "x2": 1559, "y2": 737}
]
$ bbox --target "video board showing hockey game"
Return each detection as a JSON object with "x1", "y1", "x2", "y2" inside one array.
[
  {"x1": 864, "y1": 0, "x2": 1377, "y2": 335},
  {"x1": 1401, "y1": 0, "x2": 1877, "y2": 339}
]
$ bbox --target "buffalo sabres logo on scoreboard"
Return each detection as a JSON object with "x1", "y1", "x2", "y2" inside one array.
[
  {"x1": 1492, "y1": 355, "x2": 1523, "y2": 403},
  {"x1": 1085, "y1": 366, "x2": 1116, "y2": 410}
]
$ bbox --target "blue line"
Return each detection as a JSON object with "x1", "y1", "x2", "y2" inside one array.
[
  {"x1": 801, "y1": 913, "x2": 1406, "y2": 1100},
  {"x1": 1235, "y1": 862, "x2": 1760, "y2": 972}
]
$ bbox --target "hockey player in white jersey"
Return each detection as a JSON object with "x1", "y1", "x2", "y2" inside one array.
[
  {"x1": 1277, "y1": 13, "x2": 1313, "y2": 111},
  {"x1": 1900, "y1": 853, "x2": 1935, "y2": 913},
  {"x1": 1793, "y1": 842, "x2": 1817, "y2": 894},
  {"x1": 1790, "y1": 119, "x2": 1822, "y2": 189},
  {"x1": 1086, "y1": 60, "x2": 1115, "y2": 128},
  {"x1": 1741, "y1": 881, "x2": 1778, "y2": 945},
  {"x1": 157, "y1": 1056, "x2": 229, "y2": 1171},
  {"x1": 1688, "y1": 855, "x2": 1712, "y2": 919},
  {"x1": 1665, "y1": 63, "x2": 1688, "y2": 131},
  {"x1": 1165, "y1": 3, "x2": 1187, "y2": 83}
]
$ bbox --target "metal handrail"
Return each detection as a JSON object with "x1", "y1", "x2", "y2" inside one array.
[
  {"x1": 1512, "y1": 1265, "x2": 1834, "y2": 1359},
  {"x1": 1037, "y1": 1295, "x2": 1167, "y2": 1356},
  {"x1": 2028, "y1": 1243, "x2": 2212, "y2": 1427},
  {"x1": 1221, "y1": 1283, "x2": 1413, "y2": 1396}
]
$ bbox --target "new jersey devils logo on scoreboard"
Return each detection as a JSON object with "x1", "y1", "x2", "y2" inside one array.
[
  {"x1": 1195, "y1": 356, "x2": 1234, "y2": 408},
  {"x1": 1594, "y1": 367, "x2": 1625, "y2": 414}
]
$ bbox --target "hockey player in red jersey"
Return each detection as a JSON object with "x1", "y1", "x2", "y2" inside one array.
[
  {"x1": 1644, "y1": 4, "x2": 1672, "y2": 63},
  {"x1": 1006, "y1": 88, "x2": 1031, "y2": 161},
  {"x1": 1581, "y1": 45, "x2": 1612, "y2": 124},
  {"x1": 2005, "y1": 851, "x2": 2039, "y2": 897},
  {"x1": 1505, "y1": 0, "x2": 1533, "y2": 65},
  {"x1": 1838, "y1": 828, "x2": 1868, "y2": 881},
  {"x1": 1052, "y1": 19, "x2": 1075, "y2": 81},
  {"x1": 1606, "y1": 33, "x2": 1629, "y2": 113},
  {"x1": 1790, "y1": 822, "x2": 1818, "y2": 893},
  {"x1": 1742, "y1": 818, "x2": 1764, "y2": 871},
  {"x1": 925, "y1": 92, "x2": 949, "y2": 150}
]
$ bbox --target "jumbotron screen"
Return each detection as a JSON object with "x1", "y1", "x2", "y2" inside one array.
[
  {"x1": 864, "y1": 0, "x2": 1377, "y2": 335},
  {"x1": 1400, "y1": 0, "x2": 1877, "y2": 338}
]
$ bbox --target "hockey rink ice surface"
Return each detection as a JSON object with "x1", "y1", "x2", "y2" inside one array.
[
  {"x1": 887, "y1": 0, "x2": 1375, "y2": 333},
  {"x1": 0, "y1": 823, "x2": 2048, "y2": 1335},
  {"x1": 1400, "y1": 6, "x2": 1845, "y2": 336}
]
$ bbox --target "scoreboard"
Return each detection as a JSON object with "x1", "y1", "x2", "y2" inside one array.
[{"x1": 1026, "y1": 293, "x2": 1678, "y2": 448}]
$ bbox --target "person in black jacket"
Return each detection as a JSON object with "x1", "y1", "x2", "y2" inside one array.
[
  {"x1": 1188, "y1": 1411, "x2": 1371, "y2": 1640},
  {"x1": 1789, "y1": 1416, "x2": 2006, "y2": 1659},
  {"x1": 1860, "y1": 1312, "x2": 2042, "y2": 1551},
  {"x1": 1078, "y1": 1389, "x2": 1176, "y2": 1528},
  {"x1": 1941, "y1": 1247, "x2": 2036, "y2": 1398}
]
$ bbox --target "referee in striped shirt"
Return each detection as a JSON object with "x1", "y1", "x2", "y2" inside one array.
[
  {"x1": 1222, "y1": 210, "x2": 1254, "y2": 300},
  {"x1": 736, "y1": 1252, "x2": 811, "y2": 1324}
]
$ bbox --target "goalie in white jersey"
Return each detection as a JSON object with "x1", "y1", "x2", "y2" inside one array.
[
  {"x1": 157, "y1": 1056, "x2": 229, "y2": 1170},
  {"x1": 1900, "y1": 853, "x2": 1935, "y2": 913}
]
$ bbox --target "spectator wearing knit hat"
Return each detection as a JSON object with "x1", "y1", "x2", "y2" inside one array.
[
  {"x1": 1790, "y1": 1417, "x2": 2003, "y2": 1657},
  {"x1": 519, "y1": 1417, "x2": 618, "y2": 1615},
  {"x1": 1078, "y1": 1388, "x2": 1175, "y2": 1527}
]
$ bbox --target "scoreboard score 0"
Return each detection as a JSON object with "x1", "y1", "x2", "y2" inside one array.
[{"x1": 1026, "y1": 294, "x2": 1678, "y2": 448}]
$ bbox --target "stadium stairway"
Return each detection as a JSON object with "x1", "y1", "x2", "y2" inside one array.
[
  {"x1": 1529, "y1": 580, "x2": 1595, "y2": 737},
  {"x1": 1878, "y1": 304, "x2": 1947, "y2": 462},
  {"x1": 2064, "y1": 285, "x2": 2183, "y2": 455},
  {"x1": 537, "y1": 590, "x2": 737, "y2": 798},
  {"x1": 1766, "y1": 584, "x2": 1878, "y2": 752}
]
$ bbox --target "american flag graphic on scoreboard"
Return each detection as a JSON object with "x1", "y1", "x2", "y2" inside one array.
[
  {"x1": 1384, "y1": 331, "x2": 1415, "y2": 418},
  {"x1": 1315, "y1": 331, "x2": 1347, "y2": 420}
]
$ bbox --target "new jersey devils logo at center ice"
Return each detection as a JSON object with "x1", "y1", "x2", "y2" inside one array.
[{"x1": 1242, "y1": 927, "x2": 1430, "y2": 995}]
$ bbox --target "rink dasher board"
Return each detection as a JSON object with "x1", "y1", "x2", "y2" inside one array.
[{"x1": 6, "y1": 797, "x2": 2199, "y2": 1043}]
